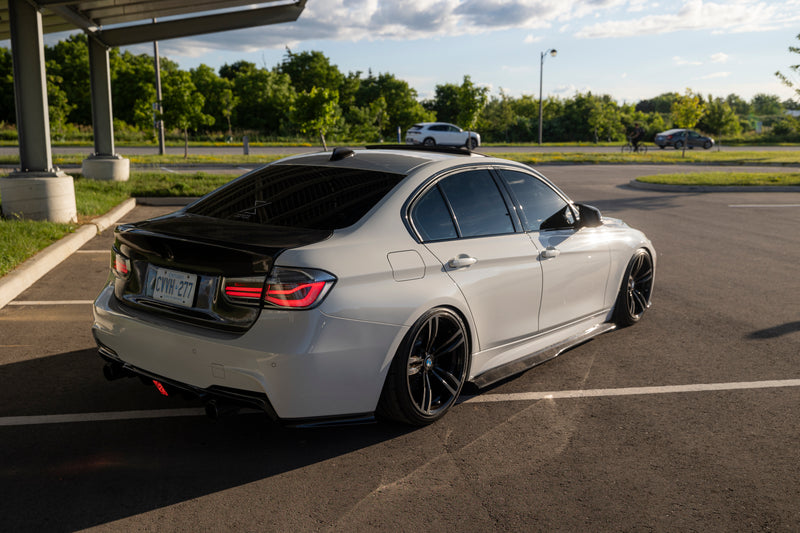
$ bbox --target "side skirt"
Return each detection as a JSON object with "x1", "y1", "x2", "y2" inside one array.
[{"x1": 469, "y1": 322, "x2": 617, "y2": 389}]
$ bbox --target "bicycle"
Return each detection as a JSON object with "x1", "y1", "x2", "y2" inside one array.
[{"x1": 621, "y1": 139, "x2": 648, "y2": 154}]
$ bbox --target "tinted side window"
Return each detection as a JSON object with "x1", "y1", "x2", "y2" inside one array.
[
  {"x1": 439, "y1": 169, "x2": 514, "y2": 238},
  {"x1": 498, "y1": 169, "x2": 569, "y2": 231},
  {"x1": 412, "y1": 187, "x2": 458, "y2": 241}
]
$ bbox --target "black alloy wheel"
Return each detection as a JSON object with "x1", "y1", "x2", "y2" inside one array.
[
  {"x1": 613, "y1": 249, "x2": 654, "y2": 327},
  {"x1": 674, "y1": 141, "x2": 684, "y2": 150},
  {"x1": 423, "y1": 137, "x2": 436, "y2": 146},
  {"x1": 378, "y1": 308, "x2": 469, "y2": 425}
]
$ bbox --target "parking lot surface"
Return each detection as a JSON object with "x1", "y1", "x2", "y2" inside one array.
[{"x1": 1, "y1": 165, "x2": 799, "y2": 531}]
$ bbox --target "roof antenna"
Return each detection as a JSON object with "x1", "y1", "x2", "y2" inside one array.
[{"x1": 330, "y1": 147, "x2": 355, "y2": 161}]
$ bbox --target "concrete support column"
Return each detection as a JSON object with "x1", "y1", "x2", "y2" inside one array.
[
  {"x1": 1, "y1": 0, "x2": 76, "y2": 223},
  {"x1": 82, "y1": 37, "x2": 130, "y2": 181}
]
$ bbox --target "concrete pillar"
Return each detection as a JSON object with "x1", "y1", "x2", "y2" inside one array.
[
  {"x1": 1, "y1": 0, "x2": 77, "y2": 223},
  {"x1": 81, "y1": 36, "x2": 130, "y2": 181}
]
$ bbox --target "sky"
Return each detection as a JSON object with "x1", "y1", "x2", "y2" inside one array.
[{"x1": 42, "y1": 0, "x2": 800, "y2": 104}]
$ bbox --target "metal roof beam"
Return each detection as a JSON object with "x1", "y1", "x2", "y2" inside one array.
[{"x1": 92, "y1": 1, "x2": 304, "y2": 46}]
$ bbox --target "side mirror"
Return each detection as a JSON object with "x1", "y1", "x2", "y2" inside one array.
[{"x1": 576, "y1": 203, "x2": 602, "y2": 228}]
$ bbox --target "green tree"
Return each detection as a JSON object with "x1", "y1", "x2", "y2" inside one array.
[
  {"x1": 427, "y1": 83, "x2": 460, "y2": 124},
  {"x1": 457, "y1": 75, "x2": 489, "y2": 132},
  {"x1": 587, "y1": 94, "x2": 624, "y2": 142},
  {"x1": 775, "y1": 33, "x2": 800, "y2": 103},
  {"x1": 699, "y1": 96, "x2": 741, "y2": 148},
  {"x1": 46, "y1": 67, "x2": 74, "y2": 140},
  {"x1": 190, "y1": 64, "x2": 238, "y2": 136},
  {"x1": 161, "y1": 70, "x2": 214, "y2": 157},
  {"x1": 0, "y1": 47, "x2": 15, "y2": 124},
  {"x1": 111, "y1": 50, "x2": 157, "y2": 130},
  {"x1": 279, "y1": 49, "x2": 344, "y2": 94},
  {"x1": 725, "y1": 93, "x2": 752, "y2": 115},
  {"x1": 45, "y1": 34, "x2": 91, "y2": 125},
  {"x1": 232, "y1": 67, "x2": 295, "y2": 134},
  {"x1": 671, "y1": 89, "x2": 706, "y2": 156},
  {"x1": 750, "y1": 93, "x2": 783, "y2": 115},
  {"x1": 290, "y1": 87, "x2": 340, "y2": 149},
  {"x1": 356, "y1": 72, "x2": 434, "y2": 138},
  {"x1": 635, "y1": 92, "x2": 679, "y2": 114}
]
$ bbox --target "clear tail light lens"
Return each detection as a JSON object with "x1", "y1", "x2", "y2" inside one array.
[{"x1": 223, "y1": 267, "x2": 335, "y2": 310}]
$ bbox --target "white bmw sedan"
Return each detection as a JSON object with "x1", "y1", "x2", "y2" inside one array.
[{"x1": 93, "y1": 146, "x2": 655, "y2": 426}]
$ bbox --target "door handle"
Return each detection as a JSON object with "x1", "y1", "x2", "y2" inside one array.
[
  {"x1": 447, "y1": 255, "x2": 477, "y2": 269},
  {"x1": 541, "y1": 246, "x2": 560, "y2": 259}
]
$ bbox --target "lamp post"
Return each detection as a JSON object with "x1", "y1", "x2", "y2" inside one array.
[{"x1": 538, "y1": 48, "x2": 557, "y2": 146}]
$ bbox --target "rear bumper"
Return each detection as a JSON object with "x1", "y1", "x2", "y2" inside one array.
[{"x1": 92, "y1": 285, "x2": 407, "y2": 421}]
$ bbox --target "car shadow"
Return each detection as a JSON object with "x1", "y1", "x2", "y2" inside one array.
[
  {"x1": 746, "y1": 321, "x2": 800, "y2": 339},
  {"x1": 0, "y1": 348, "x2": 414, "y2": 531}
]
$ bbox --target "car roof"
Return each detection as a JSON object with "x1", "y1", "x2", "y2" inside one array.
[{"x1": 272, "y1": 147, "x2": 479, "y2": 175}]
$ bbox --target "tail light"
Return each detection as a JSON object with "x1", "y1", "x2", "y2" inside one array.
[
  {"x1": 223, "y1": 267, "x2": 335, "y2": 310},
  {"x1": 110, "y1": 248, "x2": 130, "y2": 279}
]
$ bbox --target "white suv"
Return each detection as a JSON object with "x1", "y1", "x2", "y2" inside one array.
[{"x1": 405, "y1": 122, "x2": 481, "y2": 149}]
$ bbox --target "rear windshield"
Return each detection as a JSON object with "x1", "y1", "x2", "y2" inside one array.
[{"x1": 186, "y1": 164, "x2": 405, "y2": 230}]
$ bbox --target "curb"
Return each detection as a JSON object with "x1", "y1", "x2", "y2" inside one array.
[
  {"x1": 0, "y1": 198, "x2": 137, "y2": 310},
  {"x1": 627, "y1": 180, "x2": 800, "y2": 193}
]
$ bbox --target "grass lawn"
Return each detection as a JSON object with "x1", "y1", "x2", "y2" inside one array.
[{"x1": 635, "y1": 171, "x2": 800, "y2": 186}]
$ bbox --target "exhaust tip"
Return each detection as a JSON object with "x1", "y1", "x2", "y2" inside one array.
[{"x1": 204, "y1": 400, "x2": 240, "y2": 420}]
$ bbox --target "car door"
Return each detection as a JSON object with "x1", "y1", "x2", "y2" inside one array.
[
  {"x1": 496, "y1": 168, "x2": 611, "y2": 331},
  {"x1": 410, "y1": 168, "x2": 543, "y2": 351}
]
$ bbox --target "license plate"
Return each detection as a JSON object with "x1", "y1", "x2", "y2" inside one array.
[{"x1": 149, "y1": 267, "x2": 197, "y2": 307}]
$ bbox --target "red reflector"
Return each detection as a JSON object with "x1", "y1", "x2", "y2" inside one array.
[
  {"x1": 153, "y1": 380, "x2": 169, "y2": 396},
  {"x1": 265, "y1": 281, "x2": 327, "y2": 308}
]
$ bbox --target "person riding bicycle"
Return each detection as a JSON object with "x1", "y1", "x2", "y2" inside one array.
[{"x1": 629, "y1": 122, "x2": 645, "y2": 152}]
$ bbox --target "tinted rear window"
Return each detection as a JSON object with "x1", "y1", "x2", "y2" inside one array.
[{"x1": 187, "y1": 164, "x2": 405, "y2": 230}]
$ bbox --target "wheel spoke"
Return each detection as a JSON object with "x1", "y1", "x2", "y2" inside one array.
[
  {"x1": 431, "y1": 368, "x2": 459, "y2": 397},
  {"x1": 632, "y1": 289, "x2": 648, "y2": 314},
  {"x1": 432, "y1": 329, "x2": 465, "y2": 358},
  {"x1": 425, "y1": 316, "x2": 439, "y2": 354},
  {"x1": 422, "y1": 374, "x2": 433, "y2": 413}
]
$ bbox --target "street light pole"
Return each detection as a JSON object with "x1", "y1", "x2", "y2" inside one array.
[{"x1": 538, "y1": 48, "x2": 557, "y2": 146}]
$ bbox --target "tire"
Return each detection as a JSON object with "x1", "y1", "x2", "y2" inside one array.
[
  {"x1": 377, "y1": 308, "x2": 470, "y2": 425},
  {"x1": 613, "y1": 249, "x2": 654, "y2": 327},
  {"x1": 673, "y1": 141, "x2": 683, "y2": 150},
  {"x1": 468, "y1": 138, "x2": 478, "y2": 150},
  {"x1": 658, "y1": 145, "x2": 665, "y2": 149},
  {"x1": 423, "y1": 137, "x2": 436, "y2": 147},
  {"x1": 621, "y1": 144, "x2": 632, "y2": 154},
  {"x1": 703, "y1": 141, "x2": 712, "y2": 149}
]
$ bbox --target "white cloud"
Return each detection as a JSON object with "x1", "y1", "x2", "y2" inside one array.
[
  {"x1": 710, "y1": 52, "x2": 729, "y2": 63},
  {"x1": 575, "y1": 0, "x2": 800, "y2": 39},
  {"x1": 524, "y1": 34, "x2": 543, "y2": 44},
  {"x1": 697, "y1": 71, "x2": 731, "y2": 79},
  {"x1": 673, "y1": 56, "x2": 703, "y2": 66}
]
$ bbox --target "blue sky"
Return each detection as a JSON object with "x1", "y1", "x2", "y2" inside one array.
[{"x1": 56, "y1": 1, "x2": 800, "y2": 104}]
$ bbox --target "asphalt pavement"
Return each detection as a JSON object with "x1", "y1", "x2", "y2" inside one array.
[{"x1": 1, "y1": 164, "x2": 799, "y2": 531}]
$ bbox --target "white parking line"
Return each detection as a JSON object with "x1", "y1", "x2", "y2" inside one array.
[
  {"x1": 0, "y1": 409, "x2": 205, "y2": 427},
  {"x1": 7, "y1": 300, "x2": 94, "y2": 305},
  {"x1": 461, "y1": 379, "x2": 800, "y2": 403},
  {"x1": 1, "y1": 379, "x2": 798, "y2": 427},
  {"x1": 729, "y1": 204, "x2": 800, "y2": 208}
]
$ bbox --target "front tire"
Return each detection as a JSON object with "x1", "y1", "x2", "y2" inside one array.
[
  {"x1": 613, "y1": 249, "x2": 654, "y2": 327},
  {"x1": 377, "y1": 308, "x2": 469, "y2": 425}
]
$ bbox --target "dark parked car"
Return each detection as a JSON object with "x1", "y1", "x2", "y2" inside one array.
[{"x1": 654, "y1": 129, "x2": 714, "y2": 149}]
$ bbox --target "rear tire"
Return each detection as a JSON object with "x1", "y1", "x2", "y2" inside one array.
[
  {"x1": 377, "y1": 308, "x2": 469, "y2": 425},
  {"x1": 674, "y1": 141, "x2": 683, "y2": 150},
  {"x1": 423, "y1": 137, "x2": 436, "y2": 147},
  {"x1": 613, "y1": 249, "x2": 654, "y2": 327}
]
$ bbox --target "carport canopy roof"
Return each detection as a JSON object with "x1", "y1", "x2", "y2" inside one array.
[{"x1": 0, "y1": 0, "x2": 305, "y2": 46}]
